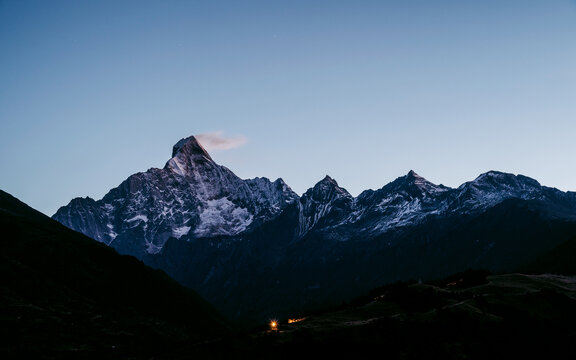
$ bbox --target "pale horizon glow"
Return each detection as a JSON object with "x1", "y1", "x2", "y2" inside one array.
[{"x1": 1, "y1": 1, "x2": 575, "y2": 216}]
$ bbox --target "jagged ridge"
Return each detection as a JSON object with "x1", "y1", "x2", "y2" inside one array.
[{"x1": 54, "y1": 137, "x2": 576, "y2": 254}]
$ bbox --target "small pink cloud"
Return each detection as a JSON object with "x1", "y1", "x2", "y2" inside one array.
[{"x1": 196, "y1": 131, "x2": 247, "y2": 151}]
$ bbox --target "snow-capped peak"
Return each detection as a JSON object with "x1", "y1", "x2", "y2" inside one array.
[
  {"x1": 405, "y1": 170, "x2": 427, "y2": 185},
  {"x1": 406, "y1": 169, "x2": 419, "y2": 177},
  {"x1": 471, "y1": 170, "x2": 511, "y2": 183},
  {"x1": 316, "y1": 175, "x2": 339, "y2": 189},
  {"x1": 309, "y1": 175, "x2": 352, "y2": 199},
  {"x1": 388, "y1": 170, "x2": 449, "y2": 196},
  {"x1": 165, "y1": 136, "x2": 215, "y2": 176},
  {"x1": 171, "y1": 135, "x2": 213, "y2": 160},
  {"x1": 297, "y1": 175, "x2": 354, "y2": 236},
  {"x1": 321, "y1": 175, "x2": 336, "y2": 183},
  {"x1": 465, "y1": 171, "x2": 542, "y2": 191}
]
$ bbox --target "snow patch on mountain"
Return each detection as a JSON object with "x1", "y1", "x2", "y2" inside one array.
[
  {"x1": 127, "y1": 214, "x2": 148, "y2": 223},
  {"x1": 165, "y1": 156, "x2": 188, "y2": 177},
  {"x1": 195, "y1": 198, "x2": 253, "y2": 237},
  {"x1": 172, "y1": 226, "x2": 191, "y2": 239}
]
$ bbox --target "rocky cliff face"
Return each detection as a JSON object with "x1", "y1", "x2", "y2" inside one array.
[{"x1": 53, "y1": 135, "x2": 576, "y2": 326}]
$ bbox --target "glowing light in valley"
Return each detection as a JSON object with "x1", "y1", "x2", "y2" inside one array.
[{"x1": 287, "y1": 317, "x2": 307, "y2": 324}]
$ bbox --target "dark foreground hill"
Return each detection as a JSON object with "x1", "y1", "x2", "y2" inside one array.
[
  {"x1": 0, "y1": 190, "x2": 228, "y2": 360},
  {"x1": 189, "y1": 271, "x2": 576, "y2": 360},
  {"x1": 524, "y1": 236, "x2": 576, "y2": 276}
]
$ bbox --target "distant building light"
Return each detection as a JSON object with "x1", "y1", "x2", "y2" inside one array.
[
  {"x1": 270, "y1": 320, "x2": 278, "y2": 331},
  {"x1": 287, "y1": 317, "x2": 307, "y2": 324}
]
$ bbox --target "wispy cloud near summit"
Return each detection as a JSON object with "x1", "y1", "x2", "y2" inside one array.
[{"x1": 196, "y1": 131, "x2": 247, "y2": 151}]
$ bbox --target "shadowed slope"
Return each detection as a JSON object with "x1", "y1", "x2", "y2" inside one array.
[{"x1": 0, "y1": 190, "x2": 228, "y2": 360}]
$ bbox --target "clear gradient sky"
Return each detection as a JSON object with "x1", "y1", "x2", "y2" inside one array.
[{"x1": 1, "y1": 0, "x2": 576, "y2": 216}]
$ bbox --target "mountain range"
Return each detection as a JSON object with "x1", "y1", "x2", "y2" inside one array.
[{"x1": 53, "y1": 135, "x2": 576, "y2": 326}]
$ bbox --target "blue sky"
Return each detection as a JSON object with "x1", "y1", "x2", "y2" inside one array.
[{"x1": 1, "y1": 0, "x2": 576, "y2": 216}]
